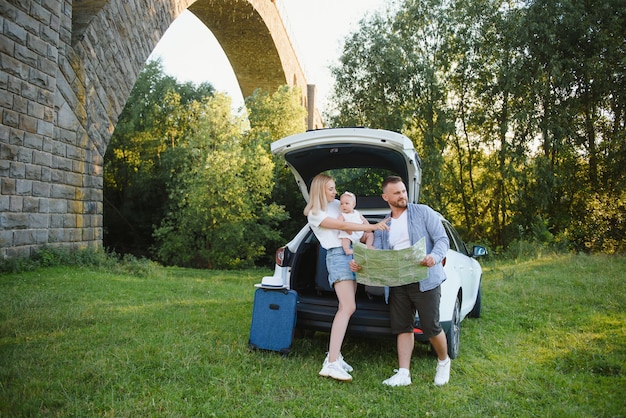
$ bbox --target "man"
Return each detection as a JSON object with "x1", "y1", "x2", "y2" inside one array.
[{"x1": 350, "y1": 175, "x2": 451, "y2": 386}]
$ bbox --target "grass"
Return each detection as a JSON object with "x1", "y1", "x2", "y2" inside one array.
[{"x1": 1, "y1": 254, "x2": 625, "y2": 417}]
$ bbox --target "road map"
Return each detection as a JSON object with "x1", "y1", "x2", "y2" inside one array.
[{"x1": 352, "y1": 237, "x2": 429, "y2": 287}]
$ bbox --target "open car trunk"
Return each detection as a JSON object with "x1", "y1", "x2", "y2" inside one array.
[
  {"x1": 290, "y1": 228, "x2": 395, "y2": 336},
  {"x1": 270, "y1": 128, "x2": 426, "y2": 339},
  {"x1": 271, "y1": 127, "x2": 422, "y2": 214}
]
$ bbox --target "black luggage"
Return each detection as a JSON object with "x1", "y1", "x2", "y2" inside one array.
[{"x1": 248, "y1": 288, "x2": 298, "y2": 355}]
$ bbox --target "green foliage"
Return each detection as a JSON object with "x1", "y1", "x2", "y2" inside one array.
[
  {"x1": 1, "y1": 255, "x2": 624, "y2": 416},
  {"x1": 152, "y1": 86, "x2": 307, "y2": 269},
  {"x1": 328, "y1": 0, "x2": 626, "y2": 254},
  {"x1": 104, "y1": 61, "x2": 310, "y2": 269},
  {"x1": 245, "y1": 85, "x2": 307, "y2": 140},
  {"x1": 329, "y1": 167, "x2": 393, "y2": 196},
  {"x1": 153, "y1": 94, "x2": 273, "y2": 269},
  {"x1": 245, "y1": 86, "x2": 309, "y2": 254},
  {"x1": 102, "y1": 1, "x2": 625, "y2": 264},
  {"x1": 566, "y1": 190, "x2": 626, "y2": 254},
  {"x1": 327, "y1": 10, "x2": 407, "y2": 131},
  {"x1": 104, "y1": 59, "x2": 216, "y2": 257}
]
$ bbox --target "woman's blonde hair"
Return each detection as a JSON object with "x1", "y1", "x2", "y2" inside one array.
[{"x1": 303, "y1": 173, "x2": 334, "y2": 216}]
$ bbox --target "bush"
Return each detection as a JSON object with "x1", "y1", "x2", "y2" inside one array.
[
  {"x1": 0, "y1": 246, "x2": 161, "y2": 278},
  {"x1": 566, "y1": 191, "x2": 626, "y2": 254}
]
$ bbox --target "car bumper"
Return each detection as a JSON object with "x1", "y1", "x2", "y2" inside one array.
[{"x1": 296, "y1": 294, "x2": 451, "y2": 342}]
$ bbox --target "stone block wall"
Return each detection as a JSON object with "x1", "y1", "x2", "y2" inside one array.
[
  {"x1": 0, "y1": 0, "x2": 91, "y2": 259},
  {"x1": 0, "y1": 0, "x2": 314, "y2": 260}
]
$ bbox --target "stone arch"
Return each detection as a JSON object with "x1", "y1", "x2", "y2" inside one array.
[{"x1": 0, "y1": 0, "x2": 321, "y2": 258}]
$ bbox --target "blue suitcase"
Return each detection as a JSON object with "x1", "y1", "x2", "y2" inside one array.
[{"x1": 248, "y1": 288, "x2": 298, "y2": 355}]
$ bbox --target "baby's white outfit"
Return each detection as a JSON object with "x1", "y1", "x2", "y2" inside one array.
[{"x1": 338, "y1": 210, "x2": 365, "y2": 242}]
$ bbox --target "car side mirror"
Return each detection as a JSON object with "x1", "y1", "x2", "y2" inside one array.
[{"x1": 472, "y1": 246, "x2": 487, "y2": 258}]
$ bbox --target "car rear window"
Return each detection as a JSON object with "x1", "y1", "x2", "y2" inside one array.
[{"x1": 327, "y1": 167, "x2": 398, "y2": 209}]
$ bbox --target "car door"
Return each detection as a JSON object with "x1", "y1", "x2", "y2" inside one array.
[{"x1": 442, "y1": 221, "x2": 480, "y2": 318}]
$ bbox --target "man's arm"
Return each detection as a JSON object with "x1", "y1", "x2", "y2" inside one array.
[{"x1": 425, "y1": 207, "x2": 449, "y2": 264}]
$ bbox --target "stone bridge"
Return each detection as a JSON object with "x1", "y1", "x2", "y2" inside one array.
[{"x1": 0, "y1": 0, "x2": 323, "y2": 259}]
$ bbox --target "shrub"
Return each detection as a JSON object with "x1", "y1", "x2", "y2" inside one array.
[{"x1": 0, "y1": 246, "x2": 160, "y2": 278}]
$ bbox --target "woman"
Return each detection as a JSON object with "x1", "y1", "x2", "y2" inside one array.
[{"x1": 304, "y1": 173, "x2": 388, "y2": 381}]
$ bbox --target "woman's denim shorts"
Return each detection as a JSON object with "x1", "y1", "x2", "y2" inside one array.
[{"x1": 326, "y1": 247, "x2": 355, "y2": 287}]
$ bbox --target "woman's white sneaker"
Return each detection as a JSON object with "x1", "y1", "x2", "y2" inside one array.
[
  {"x1": 319, "y1": 360, "x2": 353, "y2": 381},
  {"x1": 338, "y1": 354, "x2": 353, "y2": 372},
  {"x1": 322, "y1": 353, "x2": 353, "y2": 372}
]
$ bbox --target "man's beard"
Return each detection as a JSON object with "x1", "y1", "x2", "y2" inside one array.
[{"x1": 390, "y1": 199, "x2": 407, "y2": 209}]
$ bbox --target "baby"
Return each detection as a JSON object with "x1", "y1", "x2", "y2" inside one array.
[{"x1": 337, "y1": 191, "x2": 374, "y2": 255}]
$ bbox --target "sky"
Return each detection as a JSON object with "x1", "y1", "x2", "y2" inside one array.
[{"x1": 148, "y1": 0, "x2": 389, "y2": 112}]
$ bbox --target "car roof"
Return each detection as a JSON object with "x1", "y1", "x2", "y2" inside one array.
[{"x1": 271, "y1": 128, "x2": 422, "y2": 212}]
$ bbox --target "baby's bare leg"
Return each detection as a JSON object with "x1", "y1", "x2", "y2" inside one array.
[{"x1": 342, "y1": 238, "x2": 353, "y2": 255}]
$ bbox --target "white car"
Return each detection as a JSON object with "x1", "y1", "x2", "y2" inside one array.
[{"x1": 263, "y1": 127, "x2": 486, "y2": 358}]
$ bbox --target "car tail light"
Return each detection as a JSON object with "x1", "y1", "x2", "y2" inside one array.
[
  {"x1": 413, "y1": 327, "x2": 423, "y2": 335},
  {"x1": 275, "y1": 247, "x2": 286, "y2": 267},
  {"x1": 441, "y1": 257, "x2": 447, "y2": 267}
]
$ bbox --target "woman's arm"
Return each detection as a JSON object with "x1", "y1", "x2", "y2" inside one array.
[{"x1": 319, "y1": 216, "x2": 388, "y2": 232}]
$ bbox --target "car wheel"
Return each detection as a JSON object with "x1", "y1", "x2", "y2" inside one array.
[
  {"x1": 468, "y1": 285, "x2": 482, "y2": 318},
  {"x1": 446, "y1": 296, "x2": 461, "y2": 359}
]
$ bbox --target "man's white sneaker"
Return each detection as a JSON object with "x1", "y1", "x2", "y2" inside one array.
[
  {"x1": 382, "y1": 369, "x2": 411, "y2": 387},
  {"x1": 319, "y1": 360, "x2": 353, "y2": 381},
  {"x1": 322, "y1": 353, "x2": 353, "y2": 372},
  {"x1": 434, "y1": 358, "x2": 451, "y2": 386}
]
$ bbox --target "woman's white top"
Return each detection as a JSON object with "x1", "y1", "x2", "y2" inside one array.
[{"x1": 307, "y1": 199, "x2": 341, "y2": 250}]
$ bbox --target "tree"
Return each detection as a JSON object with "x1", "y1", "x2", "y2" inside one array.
[
  {"x1": 512, "y1": 0, "x2": 626, "y2": 250},
  {"x1": 328, "y1": 0, "x2": 454, "y2": 210},
  {"x1": 153, "y1": 93, "x2": 281, "y2": 268},
  {"x1": 153, "y1": 86, "x2": 306, "y2": 269},
  {"x1": 106, "y1": 62, "x2": 297, "y2": 268},
  {"x1": 327, "y1": 0, "x2": 626, "y2": 253},
  {"x1": 103, "y1": 59, "x2": 215, "y2": 256},
  {"x1": 245, "y1": 86, "x2": 308, "y2": 255}
]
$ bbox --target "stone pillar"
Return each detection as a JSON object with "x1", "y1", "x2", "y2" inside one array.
[
  {"x1": 307, "y1": 84, "x2": 316, "y2": 130},
  {"x1": 0, "y1": 0, "x2": 112, "y2": 259}
]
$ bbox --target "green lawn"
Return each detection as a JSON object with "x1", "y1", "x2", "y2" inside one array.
[{"x1": 1, "y1": 254, "x2": 625, "y2": 417}]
